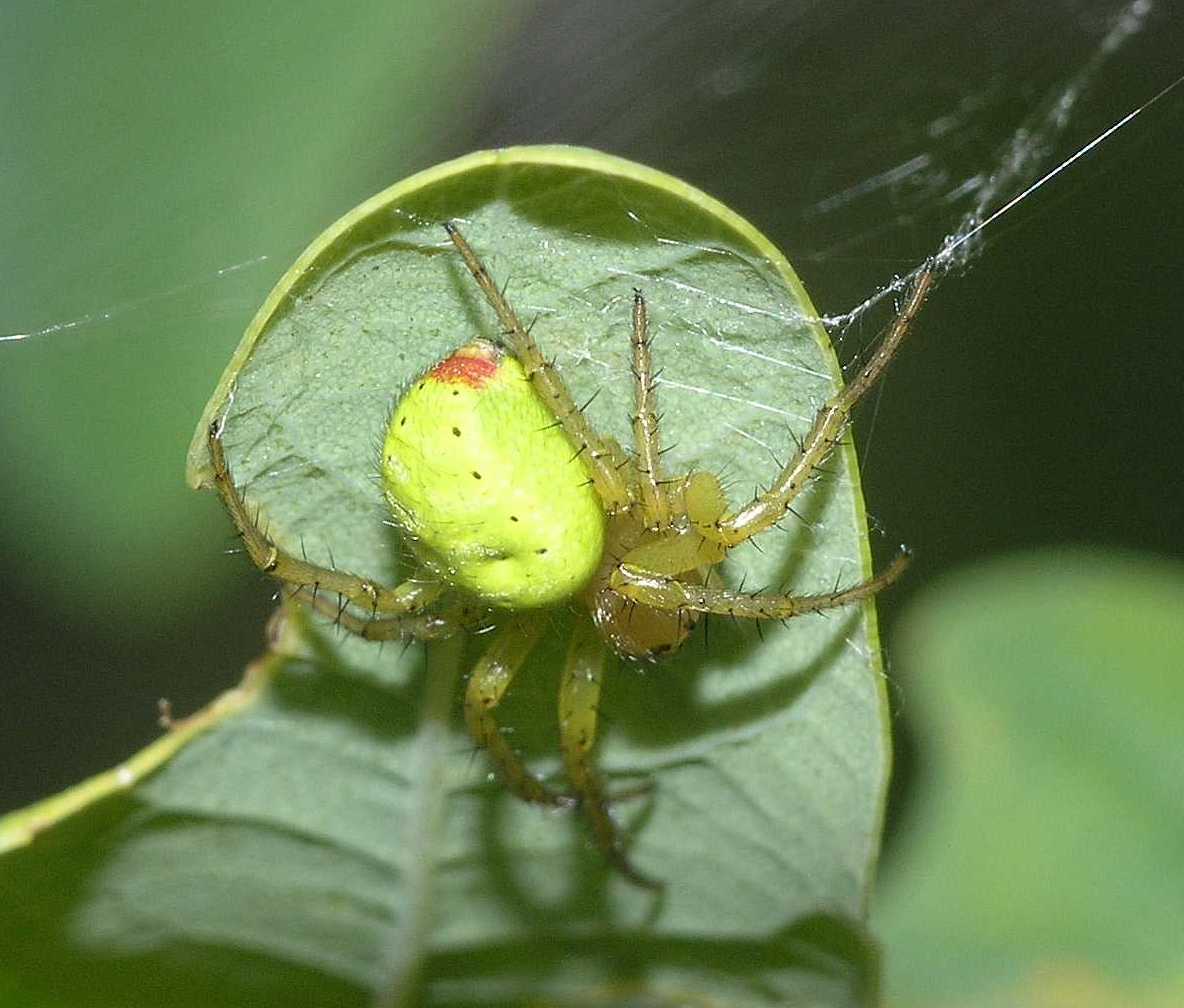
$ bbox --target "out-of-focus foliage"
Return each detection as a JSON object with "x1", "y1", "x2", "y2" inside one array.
[{"x1": 876, "y1": 550, "x2": 1184, "y2": 1008}]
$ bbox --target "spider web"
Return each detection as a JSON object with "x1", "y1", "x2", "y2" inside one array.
[
  {"x1": 464, "y1": 0, "x2": 1184, "y2": 597},
  {"x1": 1, "y1": 2, "x2": 1169, "y2": 348}
]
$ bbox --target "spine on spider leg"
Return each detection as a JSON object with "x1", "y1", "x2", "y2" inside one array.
[{"x1": 709, "y1": 265, "x2": 935, "y2": 546}]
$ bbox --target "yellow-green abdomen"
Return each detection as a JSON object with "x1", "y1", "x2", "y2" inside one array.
[{"x1": 382, "y1": 341, "x2": 605, "y2": 609}]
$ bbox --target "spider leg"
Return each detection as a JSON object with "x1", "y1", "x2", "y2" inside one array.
[
  {"x1": 629, "y1": 289, "x2": 670, "y2": 529},
  {"x1": 443, "y1": 222, "x2": 633, "y2": 514},
  {"x1": 465, "y1": 619, "x2": 572, "y2": 807},
  {"x1": 209, "y1": 419, "x2": 451, "y2": 639},
  {"x1": 707, "y1": 265, "x2": 934, "y2": 547},
  {"x1": 559, "y1": 618, "x2": 662, "y2": 890},
  {"x1": 296, "y1": 586, "x2": 455, "y2": 640},
  {"x1": 611, "y1": 548, "x2": 910, "y2": 620}
]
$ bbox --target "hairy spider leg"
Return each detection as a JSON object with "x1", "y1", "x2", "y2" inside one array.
[
  {"x1": 629, "y1": 289, "x2": 671, "y2": 530},
  {"x1": 706, "y1": 264, "x2": 935, "y2": 547},
  {"x1": 463, "y1": 619, "x2": 573, "y2": 807},
  {"x1": 208, "y1": 418, "x2": 454, "y2": 638},
  {"x1": 559, "y1": 618, "x2": 662, "y2": 890},
  {"x1": 443, "y1": 223, "x2": 634, "y2": 514},
  {"x1": 291, "y1": 584, "x2": 455, "y2": 641},
  {"x1": 615, "y1": 292, "x2": 731, "y2": 606},
  {"x1": 612, "y1": 548, "x2": 910, "y2": 620}
]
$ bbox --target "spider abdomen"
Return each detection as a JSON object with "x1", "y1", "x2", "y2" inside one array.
[{"x1": 381, "y1": 340, "x2": 606, "y2": 609}]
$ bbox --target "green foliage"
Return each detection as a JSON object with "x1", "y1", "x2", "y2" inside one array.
[
  {"x1": 0, "y1": 149, "x2": 891, "y2": 1006},
  {"x1": 876, "y1": 549, "x2": 1184, "y2": 1008},
  {"x1": 0, "y1": 0, "x2": 513, "y2": 626}
]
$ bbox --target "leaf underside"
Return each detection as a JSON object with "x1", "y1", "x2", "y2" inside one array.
[{"x1": 2, "y1": 148, "x2": 889, "y2": 1007}]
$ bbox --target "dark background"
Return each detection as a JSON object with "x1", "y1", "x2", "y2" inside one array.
[{"x1": 3, "y1": 0, "x2": 1181, "y2": 861}]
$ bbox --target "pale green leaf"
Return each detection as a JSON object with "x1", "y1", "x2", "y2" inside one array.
[{"x1": 2, "y1": 147, "x2": 892, "y2": 1007}]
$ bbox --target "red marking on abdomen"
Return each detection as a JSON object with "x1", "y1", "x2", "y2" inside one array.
[{"x1": 429, "y1": 347, "x2": 499, "y2": 387}]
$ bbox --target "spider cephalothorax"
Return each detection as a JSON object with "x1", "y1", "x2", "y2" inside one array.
[{"x1": 208, "y1": 222, "x2": 931, "y2": 888}]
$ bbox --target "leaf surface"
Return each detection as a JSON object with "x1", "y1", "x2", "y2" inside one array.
[{"x1": 3, "y1": 147, "x2": 891, "y2": 1007}]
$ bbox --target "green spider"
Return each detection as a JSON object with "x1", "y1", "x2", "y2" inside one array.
[{"x1": 208, "y1": 222, "x2": 932, "y2": 888}]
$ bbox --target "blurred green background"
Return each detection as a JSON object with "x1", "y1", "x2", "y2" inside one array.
[{"x1": 3, "y1": 1, "x2": 1181, "y2": 1005}]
